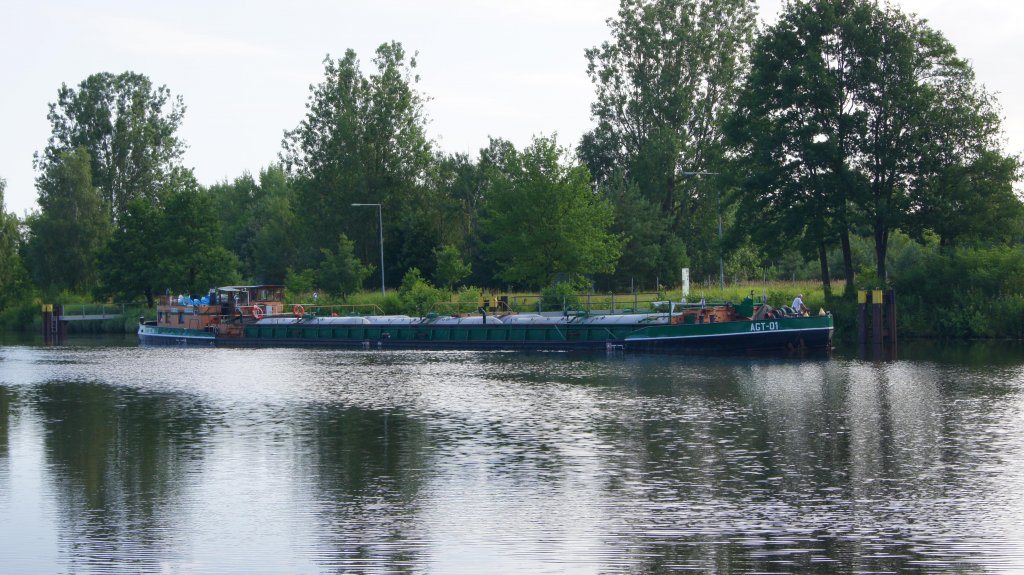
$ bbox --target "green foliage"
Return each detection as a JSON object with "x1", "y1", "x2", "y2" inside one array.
[
  {"x1": 581, "y1": 0, "x2": 757, "y2": 283},
  {"x1": 456, "y1": 286, "x2": 483, "y2": 309},
  {"x1": 599, "y1": 174, "x2": 686, "y2": 291},
  {"x1": 540, "y1": 280, "x2": 589, "y2": 312},
  {"x1": 209, "y1": 166, "x2": 299, "y2": 283},
  {"x1": 284, "y1": 267, "x2": 317, "y2": 302},
  {"x1": 481, "y1": 135, "x2": 623, "y2": 289},
  {"x1": 729, "y1": 0, "x2": 1020, "y2": 291},
  {"x1": 249, "y1": 167, "x2": 299, "y2": 283},
  {"x1": 157, "y1": 176, "x2": 241, "y2": 295},
  {"x1": 100, "y1": 172, "x2": 241, "y2": 304},
  {"x1": 723, "y1": 242, "x2": 766, "y2": 284},
  {"x1": 37, "y1": 71, "x2": 185, "y2": 221},
  {"x1": 433, "y1": 244, "x2": 471, "y2": 290},
  {"x1": 26, "y1": 147, "x2": 111, "y2": 295},
  {"x1": 0, "y1": 180, "x2": 23, "y2": 300},
  {"x1": 426, "y1": 152, "x2": 488, "y2": 279},
  {"x1": 317, "y1": 233, "x2": 372, "y2": 299},
  {"x1": 398, "y1": 268, "x2": 448, "y2": 316},
  {"x1": 893, "y1": 247, "x2": 1024, "y2": 338},
  {"x1": 97, "y1": 197, "x2": 163, "y2": 305},
  {"x1": 282, "y1": 43, "x2": 433, "y2": 282}
]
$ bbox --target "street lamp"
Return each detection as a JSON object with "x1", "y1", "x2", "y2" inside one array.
[
  {"x1": 351, "y1": 203, "x2": 385, "y2": 296},
  {"x1": 680, "y1": 171, "x2": 724, "y2": 292}
]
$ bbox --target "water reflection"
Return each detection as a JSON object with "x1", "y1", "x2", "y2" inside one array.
[
  {"x1": 295, "y1": 406, "x2": 430, "y2": 571},
  {"x1": 0, "y1": 386, "x2": 13, "y2": 461},
  {"x1": 0, "y1": 343, "x2": 1020, "y2": 573},
  {"x1": 31, "y1": 382, "x2": 212, "y2": 574}
]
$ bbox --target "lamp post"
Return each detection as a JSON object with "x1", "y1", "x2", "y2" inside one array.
[
  {"x1": 351, "y1": 203, "x2": 385, "y2": 296},
  {"x1": 680, "y1": 171, "x2": 724, "y2": 292}
]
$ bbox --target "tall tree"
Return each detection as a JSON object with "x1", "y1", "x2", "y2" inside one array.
[
  {"x1": 481, "y1": 136, "x2": 623, "y2": 289},
  {"x1": 26, "y1": 147, "x2": 111, "y2": 294},
  {"x1": 99, "y1": 169, "x2": 240, "y2": 303},
  {"x1": 0, "y1": 178, "x2": 29, "y2": 307},
  {"x1": 156, "y1": 171, "x2": 240, "y2": 295},
  {"x1": 910, "y1": 151, "x2": 1022, "y2": 248},
  {"x1": 97, "y1": 197, "x2": 163, "y2": 306},
  {"x1": 36, "y1": 72, "x2": 186, "y2": 223},
  {"x1": 726, "y1": 0, "x2": 867, "y2": 296},
  {"x1": 581, "y1": 0, "x2": 757, "y2": 282},
  {"x1": 730, "y1": 0, "x2": 1019, "y2": 288},
  {"x1": 600, "y1": 173, "x2": 684, "y2": 291},
  {"x1": 249, "y1": 167, "x2": 299, "y2": 284},
  {"x1": 281, "y1": 43, "x2": 433, "y2": 282},
  {"x1": 209, "y1": 166, "x2": 299, "y2": 284}
]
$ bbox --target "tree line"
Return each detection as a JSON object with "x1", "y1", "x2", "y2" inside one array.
[{"x1": 1, "y1": 0, "x2": 1020, "y2": 334}]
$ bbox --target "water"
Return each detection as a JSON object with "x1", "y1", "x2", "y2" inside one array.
[{"x1": 1, "y1": 339, "x2": 1022, "y2": 574}]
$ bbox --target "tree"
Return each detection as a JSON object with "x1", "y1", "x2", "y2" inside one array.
[
  {"x1": 581, "y1": 0, "x2": 757, "y2": 282},
  {"x1": 481, "y1": 136, "x2": 624, "y2": 289},
  {"x1": 97, "y1": 197, "x2": 163, "y2": 306},
  {"x1": 433, "y1": 244, "x2": 471, "y2": 290},
  {"x1": 157, "y1": 171, "x2": 240, "y2": 295},
  {"x1": 26, "y1": 147, "x2": 111, "y2": 294},
  {"x1": 725, "y1": 0, "x2": 867, "y2": 296},
  {"x1": 208, "y1": 172, "x2": 260, "y2": 270},
  {"x1": 600, "y1": 173, "x2": 684, "y2": 291},
  {"x1": 0, "y1": 178, "x2": 30, "y2": 308},
  {"x1": 317, "y1": 234, "x2": 371, "y2": 299},
  {"x1": 849, "y1": 2, "x2": 1017, "y2": 281},
  {"x1": 281, "y1": 43, "x2": 433, "y2": 280},
  {"x1": 249, "y1": 167, "x2": 300, "y2": 284},
  {"x1": 36, "y1": 72, "x2": 186, "y2": 222},
  {"x1": 729, "y1": 0, "x2": 1019, "y2": 290},
  {"x1": 97, "y1": 168, "x2": 242, "y2": 304},
  {"x1": 910, "y1": 151, "x2": 1022, "y2": 248},
  {"x1": 209, "y1": 166, "x2": 300, "y2": 284},
  {"x1": 398, "y1": 268, "x2": 447, "y2": 316}
]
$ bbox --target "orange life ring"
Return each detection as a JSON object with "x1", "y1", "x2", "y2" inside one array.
[
  {"x1": 252, "y1": 305, "x2": 264, "y2": 320},
  {"x1": 293, "y1": 304, "x2": 304, "y2": 318}
]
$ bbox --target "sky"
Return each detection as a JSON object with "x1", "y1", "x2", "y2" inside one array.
[{"x1": 2, "y1": 0, "x2": 1021, "y2": 216}]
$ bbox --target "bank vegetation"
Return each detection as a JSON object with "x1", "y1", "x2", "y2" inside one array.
[{"x1": 1, "y1": 0, "x2": 1020, "y2": 340}]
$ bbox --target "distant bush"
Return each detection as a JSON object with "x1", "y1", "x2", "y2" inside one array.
[
  {"x1": 893, "y1": 247, "x2": 1024, "y2": 338},
  {"x1": 398, "y1": 268, "x2": 450, "y2": 316}
]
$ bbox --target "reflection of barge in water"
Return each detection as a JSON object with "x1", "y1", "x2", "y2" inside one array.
[{"x1": 138, "y1": 285, "x2": 833, "y2": 354}]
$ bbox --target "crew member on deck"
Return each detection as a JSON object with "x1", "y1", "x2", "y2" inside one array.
[{"x1": 791, "y1": 294, "x2": 805, "y2": 316}]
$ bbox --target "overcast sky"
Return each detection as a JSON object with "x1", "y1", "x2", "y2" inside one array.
[{"x1": 2, "y1": 0, "x2": 1021, "y2": 215}]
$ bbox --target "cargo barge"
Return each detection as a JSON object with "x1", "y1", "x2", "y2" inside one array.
[{"x1": 138, "y1": 285, "x2": 833, "y2": 355}]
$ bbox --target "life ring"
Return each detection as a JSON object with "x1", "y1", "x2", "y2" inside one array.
[
  {"x1": 293, "y1": 304, "x2": 304, "y2": 318},
  {"x1": 251, "y1": 305, "x2": 264, "y2": 320}
]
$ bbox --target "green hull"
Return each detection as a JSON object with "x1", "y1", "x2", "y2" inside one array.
[
  {"x1": 624, "y1": 315, "x2": 833, "y2": 354},
  {"x1": 220, "y1": 315, "x2": 833, "y2": 354}
]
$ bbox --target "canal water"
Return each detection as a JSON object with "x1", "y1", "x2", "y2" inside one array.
[{"x1": 1, "y1": 339, "x2": 1022, "y2": 574}]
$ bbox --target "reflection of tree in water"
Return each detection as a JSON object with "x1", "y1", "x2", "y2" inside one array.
[
  {"x1": 31, "y1": 382, "x2": 212, "y2": 573},
  {"x1": 0, "y1": 386, "x2": 14, "y2": 461},
  {"x1": 295, "y1": 405, "x2": 429, "y2": 572},
  {"x1": 583, "y1": 357, "x2": 992, "y2": 574}
]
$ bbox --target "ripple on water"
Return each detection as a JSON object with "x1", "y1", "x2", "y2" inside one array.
[{"x1": 0, "y1": 344, "x2": 1022, "y2": 572}]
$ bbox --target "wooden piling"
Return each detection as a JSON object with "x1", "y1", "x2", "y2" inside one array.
[
  {"x1": 857, "y1": 289, "x2": 897, "y2": 359},
  {"x1": 857, "y1": 290, "x2": 868, "y2": 345},
  {"x1": 42, "y1": 304, "x2": 53, "y2": 344}
]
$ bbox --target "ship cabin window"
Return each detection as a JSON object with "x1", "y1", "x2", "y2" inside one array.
[
  {"x1": 257, "y1": 287, "x2": 280, "y2": 301},
  {"x1": 178, "y1": 311, "x2": 184, "y2": 324},
  {"x1": 158, "y1": 311, "x2": 164, "y2": 323}
]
